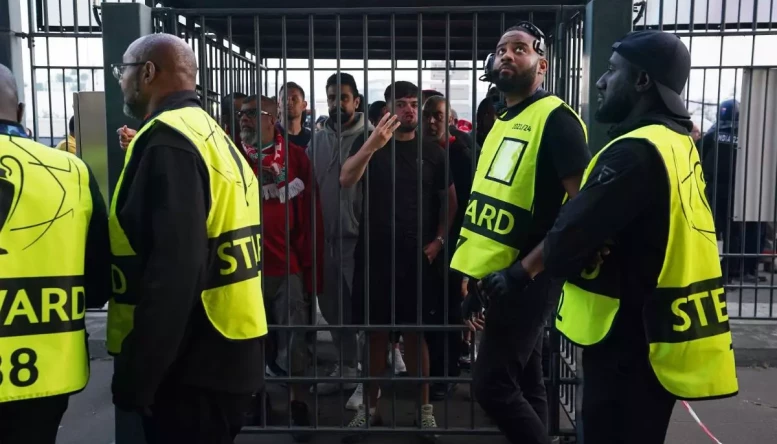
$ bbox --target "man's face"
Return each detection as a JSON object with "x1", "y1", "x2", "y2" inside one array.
[
  {"x1": 239, "y1": 99, "x2": 265, "y2": 145},
  {"x1": 118, "y1": 50, "x2": 153, "y2": 120},
  {"x1": 391, "y1": 97, "x2": 419, "y2": 133},
  {"x1": 493, "y1": 30, "x2": 545, "y2": 96},
  {"x1": 279, "y1": 87, "x2": 307, "y2": 123},
  {"x1": 370, "y1": 106, "x2": 388, "y2": 127},
  {"x1": 595, "y1": 52, "x2": 639, "y2": 124},
  {"x1": 423, "y1": 100, "x2": 449, "y2": 142},
  {"x1": 327, "y1": 84, "x2": 359, "y2": 126}
]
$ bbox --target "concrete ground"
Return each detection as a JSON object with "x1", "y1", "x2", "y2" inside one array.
[
  {"x1": 59, "y1": 296, "x2": 777, "y2": 444},
  {"x1": 56, "y1": 359, "x2": 777, "y2": 444}
]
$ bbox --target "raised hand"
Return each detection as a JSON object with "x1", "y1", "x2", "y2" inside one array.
[{"x1": 366, "y1": 113, "x2": 401, "y2": 150}]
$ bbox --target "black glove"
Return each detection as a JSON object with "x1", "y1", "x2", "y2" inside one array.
[
  {"x1": 461, "y1": 279, "x2": 486, "y2": 321},
  {"x1": 480, "y1": 261, "x2": 532, "y2": 304}
]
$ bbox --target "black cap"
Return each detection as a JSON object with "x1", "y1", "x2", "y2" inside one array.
[{"x1": 612, "y1": 30, "x2": 691, "y2": 118}]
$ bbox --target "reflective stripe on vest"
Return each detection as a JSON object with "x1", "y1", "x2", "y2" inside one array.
[
  {"x1": 0, "y1": 135, "x2": 92, "y2": 402},
  {"x1": 451, "y1": 96, "x2": 587, "y2": 279},
  {"x1": 107, "y1": 106, "x2": 267, "y2": 355},
  {"x1": 556, "y1": 124, "x2": 738, "y2": 400}
]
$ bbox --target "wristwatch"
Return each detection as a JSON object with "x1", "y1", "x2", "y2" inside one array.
[{"x1": 436, "y1": 236, "x2": 445, "y2": 246}]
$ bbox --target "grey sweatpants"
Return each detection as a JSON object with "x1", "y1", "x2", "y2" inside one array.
[
  {"x1": 264, "y1": 273, "x2": 311, "y2": 375},
  {"x1": 318, "y1": 238, "x2": 360, "y2": 368}
]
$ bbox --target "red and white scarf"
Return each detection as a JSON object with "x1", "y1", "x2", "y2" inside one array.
[{"x1": 242, "y1": 131, "x2": 304, "y2": 203}]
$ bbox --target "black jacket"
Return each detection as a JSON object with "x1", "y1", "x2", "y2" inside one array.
[
  {"x1": 544, "y1": 112, "x2": 693, "y2": 354},
  {"x1": 111, "y1": 92, "x2": 264, "y2": 412}
]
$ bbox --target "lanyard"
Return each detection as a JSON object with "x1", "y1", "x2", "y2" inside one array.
[{"x1": 0, "y1": 122, "x2": 28, "y2": 139}]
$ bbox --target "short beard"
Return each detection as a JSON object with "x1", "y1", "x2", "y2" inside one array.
[
  {"x1": 595, "y1": 94, "x2": 634, "y2": 124},
  {"x1": 398, "y1": 122, "x2": 417, "y2": 133},
  {"x1": 494, "y1": 61, "x2": 538, "y2": 96},
  {"x1": 122, "y1": 76, "x2": 144, "y2": 121},
  {"x1": 240, "y1": 130, "x2": 257, "y2": 146}
]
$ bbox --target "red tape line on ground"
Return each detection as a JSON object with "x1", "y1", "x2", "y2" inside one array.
[{"x1": 682, "y1": 401, "x2": 724, "y2": 444}]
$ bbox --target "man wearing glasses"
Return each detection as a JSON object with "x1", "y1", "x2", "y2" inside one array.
[
  {"x1": 107, "y1": 34, "x2": 267, "y2": 443},
  {"x1": 238, "y1": 95, "x2": 323, "y2": 440}
]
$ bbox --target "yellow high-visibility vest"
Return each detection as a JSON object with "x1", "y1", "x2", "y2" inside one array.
[
  {"x1": 451, "y1": 95, "x2": 587, "y2": 279},
  {"x1": 556, "y1": 124, "x2": 738, "y2": 400},
  {"x1": 0, "y1": 134, "x2": 92, "y2": 402},
  {"x1": 106, "y1": 106, "x2": 267, "y2": 355}
]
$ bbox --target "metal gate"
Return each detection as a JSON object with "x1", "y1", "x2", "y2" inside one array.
[
  {"x1": 634, "y1": 0, "x2": 777, "y2": 321},
  {"x1": 13, "y1": 0, "x2": 776, "y2": 442},
  {"x1": 147, "y1": 4, "x2": 586, "y2": 440}
]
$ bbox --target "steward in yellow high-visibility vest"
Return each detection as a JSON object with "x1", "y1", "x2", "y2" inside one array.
[
  {"x1": 479, "y1": 31, "x2": 738, "y2": 444},
  {"x1": 0, "y1": 63, "x2": 110, "y2": 444},
  {"x1": 454, "y1": 22, "x2": 591, "y2": 444},
  {"x1": 107, "y1": 34, "x2": 266, "y2": 441}
]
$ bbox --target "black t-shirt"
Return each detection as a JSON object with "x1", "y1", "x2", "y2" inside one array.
[
  {"x1": 278, "y1": 124, "x2": 311, "y2": 148},
  {"x1": 349, "y1": 133, "x2": 453, "y2": 245},
  {"x1": 431, "y1": 135, "x2": 475, "y2": 253},
  {"x1": 495, "y1": 89, "x2": 592, "y2": 257}
]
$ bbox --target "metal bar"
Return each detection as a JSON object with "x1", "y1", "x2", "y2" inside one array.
[
  {"x1": 198, "y1": 16, "x2": 209, "y2": 112},
  {"x1": 281, "y1": 12, "x2": 292, "y2": 426},
  {"x1": 469, "y1": 10, "x2": 478, "y2": 431},
  {"x1": 307, "y1": 12, "x2": 319, "y2": 429},
  {"x1": 41, "y1": 0, "x2": 55, "y2": 146},
  {"x1": 252, "y1": 13, "x2": 267, "y2": 428},
  {"x1": 26, "y1": 0, "x2": 39, "y2": 140},
  {"x1": 755, "y1": 68, "x2": 771, "y2": 313},
  {"x1": 388, "y1": 11, "x2": 397, "y2": 430},
  {"x1": 156, "y1": 6, "x2": 576, "y2": 15},
  {"x1": 241, "y1": 426, "x2": 503, "y2": 435},
  {"x1": 335, "y1": 11, "x2": 345, "y2": 423},
  {"x1": 361, "y1": 14, "x2": 372, "y2": 427},
  {"x1": 415, "y1": 11, "x2": 423, "y2": 428},
  {"x1": 443, "y1": 11, "x2": 452, "y2": 430}
]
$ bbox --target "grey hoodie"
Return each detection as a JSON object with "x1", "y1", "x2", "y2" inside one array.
[{"x1": 307, "y1": 113, "x2": 373, "y2": 243}]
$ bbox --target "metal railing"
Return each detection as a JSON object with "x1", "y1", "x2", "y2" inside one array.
[
  {"x1": 150, "y1": 4, "x2": 585, "y2": 439},
  {"x1": 635, "y1": 0, "x2": 777, "y2": 320}
]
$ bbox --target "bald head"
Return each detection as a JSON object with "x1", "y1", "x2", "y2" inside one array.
[
  {"x1": 0, "y1": 64, "x2": 23, "y2": 123},
  {"x1": 120, "y1": 34, "x2": 199, "y2": 119},
  {"x1": 125, "y1": 33, "x2": 197, "y2": 88}
]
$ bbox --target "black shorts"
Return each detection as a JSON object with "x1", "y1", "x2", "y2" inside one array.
[{"x1": 352, "y1": 241, "x2": 444, "y2": 326}]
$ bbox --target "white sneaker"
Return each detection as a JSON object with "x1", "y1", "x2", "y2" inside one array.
[
  {"x1": 346, "y1": 405, "x2": 382, "y2": 428},
  {"x1": 420, "y1": 404, "x2": 437, "y2": 429},
  {"x1": 345, "y1": 383, "x2": 381, "y2": 411},
  {"x1": 387, "y1": 347, "x2": 407, "y2": 374},
  {"x1": 310, "y1": 363, "x2": 357, "y2": 395}
]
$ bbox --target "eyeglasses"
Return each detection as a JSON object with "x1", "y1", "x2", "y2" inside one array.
[
  {"x1": 111, "y1": 61, "x2": 159, "y2": 81},
  {"x1": 237, "y1": 109, "x2": 273, "y2": 119}
]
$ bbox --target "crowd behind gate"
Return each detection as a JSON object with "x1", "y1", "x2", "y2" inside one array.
[{"x1": 0, "y1": 19, "x2": 747, "y2": 444}]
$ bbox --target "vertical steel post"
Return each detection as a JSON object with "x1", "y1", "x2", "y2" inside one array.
[
  {"x1": 582, "y1": 0, "x2": 633, "y2": 153},
  {"x1": 100, "y1": 2, "x2": 153, "y2": 197}
]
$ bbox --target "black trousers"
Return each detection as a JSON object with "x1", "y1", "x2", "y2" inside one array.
[
  {"x1": 471, "y1": 275, "x2": 559, "y2": 444},
  {"x1": 0, "y1": 395, "x2": 69, "y2": 444},
  {"x1": 141, "y1": 383, "x2": 253, "y2": 444},
  {"x1": 427, "y1": 271, "x2": 464, "y2": 379},
  {"x1": 581, "y1": 346, "x2": 676, "y2": 444}
]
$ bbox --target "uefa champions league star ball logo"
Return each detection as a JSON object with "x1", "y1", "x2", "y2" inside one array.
[
  {"x1": 0, "y1": 141, "x2": 84, "y2": 254},
  {"x1": 0, "y1": 155, "x2": 22, "y2": 255}
]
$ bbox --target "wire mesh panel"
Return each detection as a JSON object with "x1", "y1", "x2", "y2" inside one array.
[
  {"x1": 635, "y1": 0, "x2": 777, "y2": 320},
  {"x1": 151, "y1": 4, "x2": 585, "y2": 440}
]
